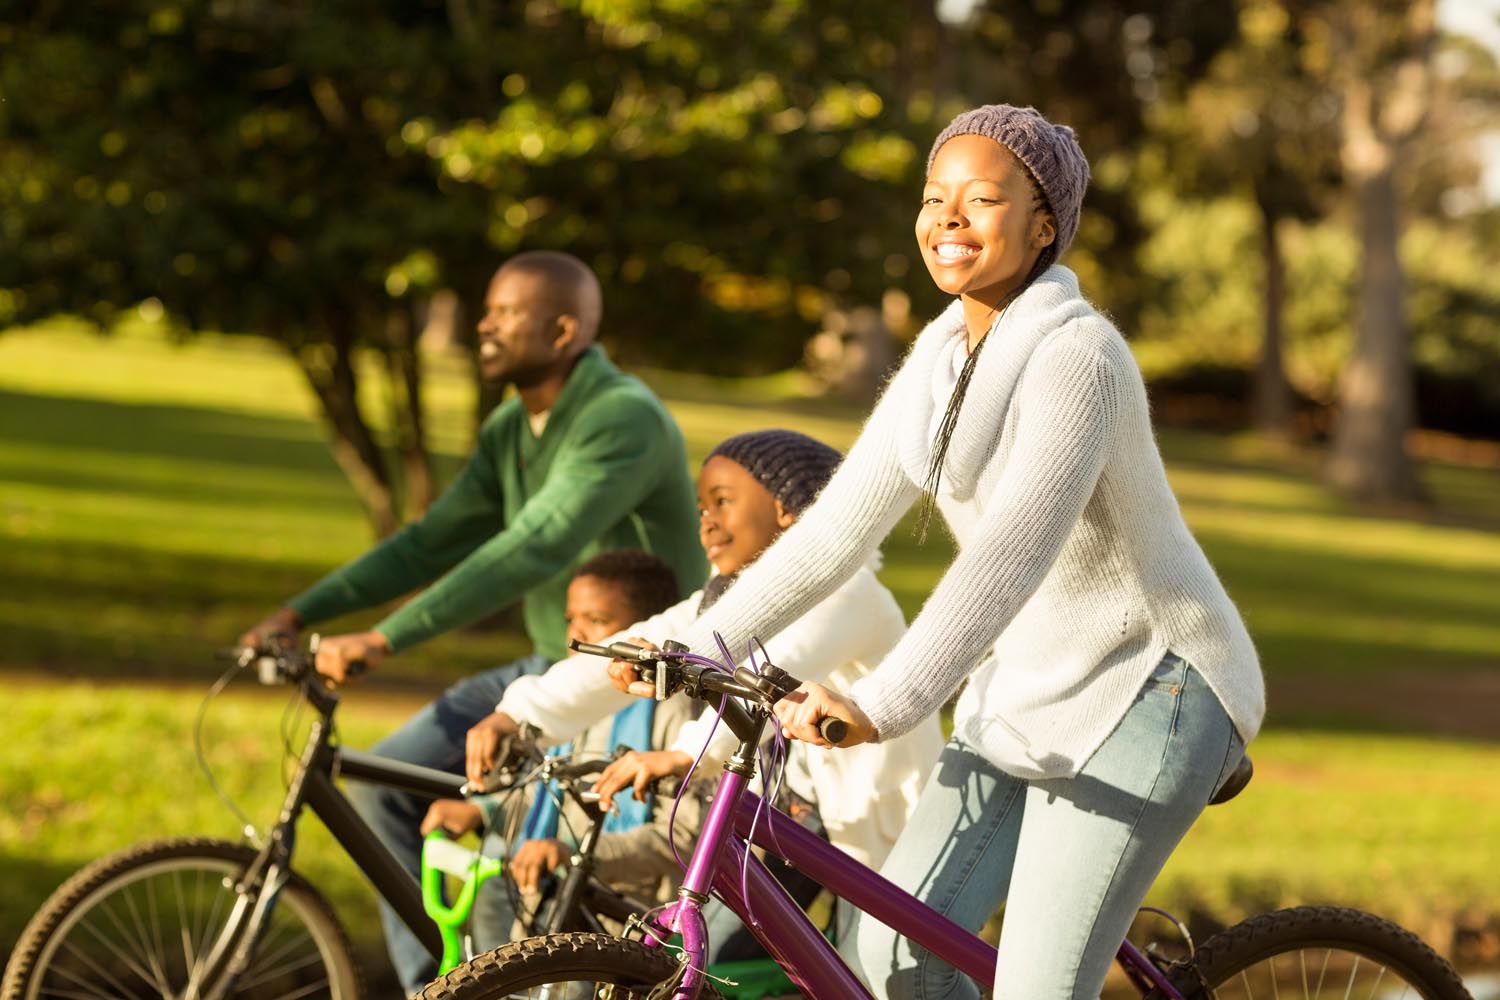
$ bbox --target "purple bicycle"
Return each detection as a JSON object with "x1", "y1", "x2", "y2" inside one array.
[{"x1": 415, "y1": 640, "x2": 1470, "y2": 1000}]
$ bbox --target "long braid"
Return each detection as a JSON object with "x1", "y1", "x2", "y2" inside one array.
[{"x1": 915, "y1": 238, "x2": 1057, "y2": 543}]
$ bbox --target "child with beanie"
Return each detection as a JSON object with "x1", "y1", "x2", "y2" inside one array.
[
  {"x1": 623, "y1": 105, "x2": 1265, "y2": 1000},
  {"x1": 469, "y1": 428, "x2": 942, "y2": 878}
]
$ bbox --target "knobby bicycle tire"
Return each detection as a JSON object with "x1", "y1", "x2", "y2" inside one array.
[
  {"x1": 1165, "y1": 905, "x2": 1471, "y2": 1000},
  {"x1": 416, "y1": 932, "x2": 728, "y2": 1000},
  {"x1": 1, "y1": 837, "x2": 363, "y2": 1000}
]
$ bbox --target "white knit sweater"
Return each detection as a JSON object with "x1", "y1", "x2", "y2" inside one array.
[
  {"x1": 674, "y1": 265, "x2": 1264, "y2": 779},
  {"x1": 497, "y1": 563, "x2": 943, "y2": 867}
]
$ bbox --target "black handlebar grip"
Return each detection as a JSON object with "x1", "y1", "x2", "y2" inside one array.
[{"x1": 818, "y1": 717, "x2": 848, "y2": 744}]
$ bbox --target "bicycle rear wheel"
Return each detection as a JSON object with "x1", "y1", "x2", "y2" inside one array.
[
  {"x1": 1172, "y1": 905, "x2": 1471, "y2": 1000},
  {"x1": 416, "y1": 932, "x2": 726, "y2": 1000},
  {"x1": 1, "y1": 837, "x2": 362, "y2": 1000}
]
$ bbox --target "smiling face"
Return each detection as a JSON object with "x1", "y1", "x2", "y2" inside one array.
[
  {"x1": 474, "y1": 267, "x2": 568, "y2": 387},
  {"x1": 696, "y1": 455, "x2": 794, "y2": 578},
  {"x1": 564, "y1": 574, "x2": 640, "y2": 646},
  {"x1": 916, "y1": 134, "x2": 1056, "y2": 317}
]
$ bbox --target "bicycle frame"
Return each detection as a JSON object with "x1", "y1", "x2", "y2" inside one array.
[
  {"x1": 594, "y1": 656, "x2": 1182, "y2": 1000},
  {"x1": 638, "y1": 718, "x2": 1183, "y2": 1000},
  {"x1": 197, "y1": 678, "x2": 465, "y2": 999}
]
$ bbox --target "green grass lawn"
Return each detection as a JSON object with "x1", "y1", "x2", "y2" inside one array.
[{"x1": 3, "y1": 322, "x2": 1499, "y2": 973}]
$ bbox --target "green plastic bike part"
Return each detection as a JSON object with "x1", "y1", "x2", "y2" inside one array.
[{"x1": 421, "y1": 831, "x2": 506, "y2": 974}]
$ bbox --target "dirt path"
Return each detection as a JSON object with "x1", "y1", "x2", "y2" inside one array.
[{"x1": 1270, "y1": 669, "x2": 1500, "y2": 742}]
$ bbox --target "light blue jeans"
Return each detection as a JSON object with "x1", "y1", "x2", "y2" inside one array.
[{"x1": 850, "y1": 652, "x2": 1245, "y2": 1000}]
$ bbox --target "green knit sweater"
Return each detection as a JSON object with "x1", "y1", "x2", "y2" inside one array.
[{"x1": 289, "y1": 346, "x2": 705, "y2": 661}]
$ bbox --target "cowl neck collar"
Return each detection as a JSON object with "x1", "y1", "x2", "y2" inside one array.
[{"x1": 896, "y1": 265, "x2": 1085, "y2": 501}]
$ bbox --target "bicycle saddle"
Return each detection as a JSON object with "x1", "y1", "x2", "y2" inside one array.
[{"x1": 1208, "y1": 754, "x2": 1253, "y2": 805}]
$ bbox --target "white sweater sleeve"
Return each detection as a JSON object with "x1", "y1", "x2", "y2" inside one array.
[
  {"x1": 849, "y1": 332, "x2": 1122, "y2": 740},
  {"x1": 670, "y1": 379, "x2": 922, "y2": 663},
  {"x1": 496, "y1": 595, "x2": 702, "y2": 743},
  {"x1": 669, "y1": 566, "x2": 905, "y2": 765}
]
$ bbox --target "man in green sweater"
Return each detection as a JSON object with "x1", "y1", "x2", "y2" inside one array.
[{"x1": 239, "y1": 250, "x2": 705, "y2": 993}]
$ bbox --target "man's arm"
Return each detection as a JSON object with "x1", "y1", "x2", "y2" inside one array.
[
  {"x1": 287, "y1": 434, "x2": 509, "y2": 628},
  {"x1": 374, "y1": 398, "x2": 671, "y2": 653}
]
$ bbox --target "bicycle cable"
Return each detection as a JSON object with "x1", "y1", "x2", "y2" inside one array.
[
  {"x1": 278, "y1": 680, "x2": 309, "y2": 787},
  {"x1": 193, "y1": 655, "x2": 262, "y2": 844}
]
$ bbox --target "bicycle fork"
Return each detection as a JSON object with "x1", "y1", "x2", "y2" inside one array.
[{"x1": 189, "y1": 719, "x2": 326, "y2": 1000}]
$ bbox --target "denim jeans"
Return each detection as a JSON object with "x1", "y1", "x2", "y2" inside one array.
[
  {"x1": 851, "y1": 652, "x2": 1245, "y2": 1000},
  {"x1": 345, "y1": 652, "x2": 552, "y2": 995}
]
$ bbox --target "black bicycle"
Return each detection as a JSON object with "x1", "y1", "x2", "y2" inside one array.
[
  {"x1": 0, "y1": 644, "x2": 726, "y2": 1000},
  {"x1": 2, "y1": 643, "x2": 473, "y2": 999}
]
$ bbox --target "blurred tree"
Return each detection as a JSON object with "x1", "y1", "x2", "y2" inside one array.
[
  {"x1": 0, "y1": 1, "x2": 503, "y2": 535},
  {"x1": 1146, "y1": 0, "x2": 1340, "y2": 435},
  {"x1": 1301, "y1": 0, "x2": 1437, "y2": 501},
  {"x1": 958, "y1": 0, "x2": 1241, "y2": 328},
  {"x1": 422, "y1": 0, "x2": 943, "y2": 378}
]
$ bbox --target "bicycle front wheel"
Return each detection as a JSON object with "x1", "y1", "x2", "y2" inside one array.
[
  {"x1": 416, "y1": 932, "x2": 726, "y2": 1000},
  {"x1": 1, "y1": 837, "x2": 362, "y2": 1000},
  {"x1": 1175, "y1": 905, "x2": 1471, "y2": 1000}
]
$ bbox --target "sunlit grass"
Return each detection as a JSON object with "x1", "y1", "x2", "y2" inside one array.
[{"x1": 3, "y1": 320, "x2": 1499, "y2": 972}]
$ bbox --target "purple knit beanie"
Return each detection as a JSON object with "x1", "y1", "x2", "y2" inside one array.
[
  {"x1": 927, "y1": 104, "x2": 1091, "y2": 259},
  {"x1": 707, "y1": 429, "x2": 841, "y2": 516}
]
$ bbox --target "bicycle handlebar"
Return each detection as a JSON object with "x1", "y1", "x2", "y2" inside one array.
[{"x1": 567, "y1": 639, "x2": 849, "y2": 745}]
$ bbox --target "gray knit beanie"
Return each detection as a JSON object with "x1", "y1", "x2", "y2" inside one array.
[
  {"x1": 707, "y1": 430, "x2": 841, "y2": 516},
  {"x1": 927, "y1": 104, "x2": 1091, "y2": 259}
]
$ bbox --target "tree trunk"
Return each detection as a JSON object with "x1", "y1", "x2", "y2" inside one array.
[
  {"x1": 385, "y1": 304, "x2": 434, "y2": 519},
  {"x1": 1327, "y1": 157, "x2": 1423, "y2": 501},
  {"x1": 293, "y1": 328, "x2": 401, "y2": 537},
  {"x1": 1253, "y1": 188, "x2": 1294, "y2": 436},
  {"x1": 1325, "y1": 0, "x2": 1432, "y2": 503}
]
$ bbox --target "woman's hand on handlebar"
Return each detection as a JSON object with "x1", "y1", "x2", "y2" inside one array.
[
  {"x1": 774, "y1": 681, "x2": 877, "y2": 749},
  {"x1": 594, "y1": 749, "x2": 692, "y2": 811},
  {"x1": 465, "y1": 711, "x2": 521, "y2": 786},
  {"x1": 604, "y1": 636, "x2": 660, "y2": 697}
]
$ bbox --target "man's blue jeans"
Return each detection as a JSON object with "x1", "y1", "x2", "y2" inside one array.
[
  {"x1": 850, "y1": 652, "x2": 1246, "y2": 1000},
  {"x1": 345, "y1": 653, "x2": 551, "y2": 995}
]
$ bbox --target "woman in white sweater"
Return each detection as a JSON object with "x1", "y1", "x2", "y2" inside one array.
[{"x1": 621, "y1": 105, "x2": 1266, "y2": 1000}]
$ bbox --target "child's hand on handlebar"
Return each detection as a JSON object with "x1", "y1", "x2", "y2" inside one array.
[
  {"x1": 594, "y1": 749, "x2": 692, "y2": 811},
  {"x1": 604, "y1": 636, "x2": 660, "y2": 697},
  {"x1": 421, "y1": 799, "x2": 483, "y2": 838},
  {"x1": 312, "y1": 630, "x2": 388, "y2": 684},
  {"x1": 510, "y1": 838, "x2": 568, "y2": 894},
  {"x1": 774, "y1": 682, "x2": 878, "y2": 749},
  {"x1": 465, "y1": 711, "x2": 522, "y2": 787}
]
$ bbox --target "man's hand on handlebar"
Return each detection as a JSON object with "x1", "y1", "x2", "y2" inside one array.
[
  {"x1": 465, "y1": 711, "x2": 522, "y2": 787},
  {"x1": 774, "y1": 681, "x2": 878, "y2": 749},
  {"x1": 594, "y1": 749, "x2": 692, "y2": 811},
  {"x1": 603, "y1": 636, "x2": 660, "y2": 698},
  {"x1": 312, "y1": 630, "x2": 389, "y2": 684},
  {"x1": 238, "y1": 607, "x2": 304, "y2": 652}
]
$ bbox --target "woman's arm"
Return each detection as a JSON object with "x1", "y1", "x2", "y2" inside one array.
[
  {"x1": 848, "y1": 332, "x2": 1123, "y2": 740},
  {"x1": 670, "y1": 381, "x2": 922, "y2": 662},
  {"x1": 668, "y1": 565, "x2": 905, "y2": 765}
]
